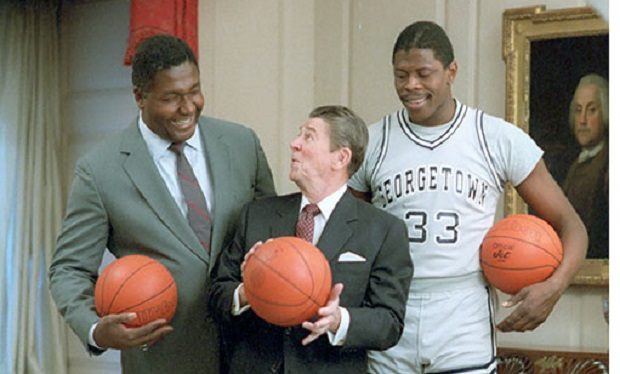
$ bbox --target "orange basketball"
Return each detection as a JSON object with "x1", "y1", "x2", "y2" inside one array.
[
  {"x1": 94, "y1": 255, "x2": 177, "y2": 327},
  {"x1": 243, "y1": 236, "x2": 332, "y2": 327},
  {"x1": 480, "y1": 214, "x2": 563, "y2": 295}
]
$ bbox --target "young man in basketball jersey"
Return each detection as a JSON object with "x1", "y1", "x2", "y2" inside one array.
[{"x1": 348, "y1": 21, "x2": 587, "y2": 373}]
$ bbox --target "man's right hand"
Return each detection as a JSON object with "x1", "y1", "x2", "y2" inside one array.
[
  {"x1": 239, "y1": 241, "x2": 263, "y2": 308},
  {"x1": 93, "y1": 313, "x2": 174, "y2": 350}
]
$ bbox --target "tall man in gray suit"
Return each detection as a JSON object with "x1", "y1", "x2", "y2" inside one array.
[
  {"x1": 208, "y1": 106, "x2": 413, "y2": 373},
  {"x1": 49, "y1": 35, "x2": 275, "y2": 373}
]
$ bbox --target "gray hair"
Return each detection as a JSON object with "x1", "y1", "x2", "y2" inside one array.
[
  {"x1": 569, "y1": 74, "x2": 608, "y2": 131},
  {"x1": 308, "y1": 105, "x2": 368, "y2": 177}
]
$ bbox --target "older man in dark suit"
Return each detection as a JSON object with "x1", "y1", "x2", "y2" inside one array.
[
  {"x1": 209, "y1": 105, "x2": 413, "y2": 373},
  {"x1": 49, "y1": 35, "x2": 275, "y2": 373}
]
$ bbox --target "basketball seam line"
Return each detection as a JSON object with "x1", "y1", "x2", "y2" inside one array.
[
  {"x1": 107, "y1": 261, "x2": 156, "y2": 314},
  {"x1": 479, "y1": 261, "x2": 557, "y2": 271},
  {"x1": 489, "y1": 215, "x2": 562, "y2": 259},
  {"x1": 247, "y1": 239, "x2": 326, "y2": 307},
  {"x1": 116, "y1": 281, "x2": 176, "y2": 314}
]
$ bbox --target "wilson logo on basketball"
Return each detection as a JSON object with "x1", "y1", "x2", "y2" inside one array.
[
  {"x1": 492, "y1": 249, "x2": 512, "y2": 261},
  {"x1": 134, "y1": 300, "x2": 177, "y2": 325}
]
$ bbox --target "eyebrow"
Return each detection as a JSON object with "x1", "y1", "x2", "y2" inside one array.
[
  {"x1": 162, "y1": 82, "x2": 201, "y2": 94},
  {"x1": 300, "y1": 124, "x2": 318, "y2": 133},
  {"x1": 575, "y1": 100, "x2": 598, "y2": 107}
]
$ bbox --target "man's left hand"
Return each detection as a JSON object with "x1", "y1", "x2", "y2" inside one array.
[
  {"x1": 301, "y1": 283, "x2": 344, "y2": 345},
  {"x1": 496, "y1": 278, "x2": 563, "y2": 332}
]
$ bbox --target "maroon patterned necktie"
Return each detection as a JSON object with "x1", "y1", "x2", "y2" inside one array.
[
  {"x1": 169, "y1": 142, "x2": 212, "y2": 253},
  {"x1": 295, "y1": 203, "x2": 320, "y2": 243}
]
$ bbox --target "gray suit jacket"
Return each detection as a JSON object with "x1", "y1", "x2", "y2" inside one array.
[
  {"x1": 49, "y1": 116, "x2": 275, "y2": 373},
  {"x1": 208, "y1": 191, "x2": 413, "y2": 374}
]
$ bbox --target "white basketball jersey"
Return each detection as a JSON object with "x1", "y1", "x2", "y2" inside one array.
[{"x1": 349, "y1": 100, "x2": 542, "y2": 278}]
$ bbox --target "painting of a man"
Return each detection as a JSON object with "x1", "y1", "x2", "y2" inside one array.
[{"x1": 562, "y1": 74, "x2": 608, "y2": 258}]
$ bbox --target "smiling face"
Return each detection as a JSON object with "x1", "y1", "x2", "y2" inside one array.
[
  {"x1": 393, "y1": 48, "x2": 457, "y2": 126},
  {"x1": 134, "y1": 61, "x2": 204, "y2": 143},
  {"x1": 572, "y1": 83, "x2": 605, "y2": 149}
]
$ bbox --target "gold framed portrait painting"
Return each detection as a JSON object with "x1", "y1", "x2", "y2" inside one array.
[{"x1": 502, "y1": 6, "x2": 608, "y2": 286}]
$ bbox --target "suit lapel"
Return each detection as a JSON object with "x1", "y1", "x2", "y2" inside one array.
[
  {"x1": 270, "y1": 191, "x2": 357, "y2": 260},
  {"x1": 317, "y1": 191, "x2": 357, "y2": 261},
  {"x1": 270, "y1": 194, "x2": 301, "y2": 238},
  {"x1": 120, "y1": 121, "x2": 208, "y2": 263},
  {"x1": 199, "y1": 119, "x2": 231, "y2": 259}
]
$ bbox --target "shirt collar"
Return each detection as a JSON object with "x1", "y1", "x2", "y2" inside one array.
[
  {"x1": 138, "y1": 113, "x2": 203, "y2": 158},
  {"x1": 577, "y1": 140, "x2": 605, "y2": 163},
  {"x1": 300, "y1": 184, "x2": 348, "y2": 221}
]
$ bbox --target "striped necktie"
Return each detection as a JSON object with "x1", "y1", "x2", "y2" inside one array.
[{"x1": 169, "y1": 142, "x2": 212, "y2": 253}]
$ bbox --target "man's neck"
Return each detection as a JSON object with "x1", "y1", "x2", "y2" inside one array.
[
  {"x1": 582, "y1": 139, "x2": 606, "y2": 152},
  {"x1": 298, "y1": 176, "x2": 348, "y2": 204}
]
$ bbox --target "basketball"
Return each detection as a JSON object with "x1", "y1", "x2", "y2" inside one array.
[
  {"x1": 94, "y1": 254, "x2": 177, "y2": 327},
  {"x1": 243, "y1": 236, "x2": 332, "y2": 327},
  {"x1": 480, "y1": 214, "x2": 563, "y2": 295}
]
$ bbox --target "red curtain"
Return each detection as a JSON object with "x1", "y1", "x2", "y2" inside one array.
[{"x1": 124, "y1": 0, "x2": 198, "y2": 65}]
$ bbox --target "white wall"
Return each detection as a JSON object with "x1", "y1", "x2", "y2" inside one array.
[
  {"x1": 60, "y1": 0, "x2": 609, "y2": 372},
  {"x1": 199, "y1": 0, "x2": 608, "y2": 352}
]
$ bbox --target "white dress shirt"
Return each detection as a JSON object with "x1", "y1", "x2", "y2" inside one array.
[{"x1": 138, "y1": 114, "x2": 213, "y2": 214}]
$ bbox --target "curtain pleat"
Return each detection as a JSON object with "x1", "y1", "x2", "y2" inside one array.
[
  {"x1": 0, "y1": 1, "x2": 67, "y2": 373},
  {"x1": 123, "y1": 0, "x2": 198, "y2": 65}
]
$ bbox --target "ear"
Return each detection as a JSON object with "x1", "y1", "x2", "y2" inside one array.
[
  {"x1": 333, "y1": 147, "x2": 352, "y2": 172},
  {"x1": 133, "y1": 87, "x2": 146, "y2": 110},
  {"x1": 446, "y1": 61, "x2": 458, "y2": 85}
]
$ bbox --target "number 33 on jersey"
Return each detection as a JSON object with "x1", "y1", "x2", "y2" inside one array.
[{"x1": 348, "y1": 101, "x2": 542, "y2": 278}]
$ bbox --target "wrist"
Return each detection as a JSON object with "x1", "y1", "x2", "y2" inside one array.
[
  {"x1": 90, "y1": 322, "x2": 107, "y2": 350},
  {"x1": 239, "y1": 283, "x2": 248, "y2": 307},
  {"x1": 329, "y1": 307, "x2": 342, "y2": 333}
]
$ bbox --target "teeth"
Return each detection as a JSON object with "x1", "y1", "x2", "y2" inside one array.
[{"x1": 173, "y1": 118, "x2": 193, "y2": 126}]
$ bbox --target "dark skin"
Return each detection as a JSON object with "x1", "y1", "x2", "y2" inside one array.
[
  {"x1": 352, "y1": 156, "x2": 585, "y2": 334},
  {"x1": 351, "y1": 47, "x2": 587, "y2": 333},
  {"x1": 94, "y1": 61, "x2": 203, "y2": 350},
  {"x1": 497, "y1": 160, "x2": 587, "y2": 332},
  {"x1": 94, "y1": 314, "x2": 172, "y2": 349}
]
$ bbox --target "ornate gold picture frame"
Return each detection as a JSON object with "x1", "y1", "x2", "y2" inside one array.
[{"x1": 502, "y1": 6, "x2": 608, "y2": 286}]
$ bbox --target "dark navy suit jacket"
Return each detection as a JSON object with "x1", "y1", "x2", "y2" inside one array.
[{"x1": 209, "y1": 190, "x2": 413, "y2": 373}]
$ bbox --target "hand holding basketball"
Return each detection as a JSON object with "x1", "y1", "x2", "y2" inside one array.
[
  {"x1": 301, "y1": 282, "x2": 344, "y2": 346},
  {"x1": 480, "y1": 214, "x2": 563, "y2": 295},
  {"x1": 93, "y1": 255, "x2": 177, "y2": 350},
  {"x1": 93, "y1": 311, "x2": 173, "y2": 350},
  {"x1": 95, "y1": 255, "x2": 177, "y2": 327},
  {"x1": 239, "y1": 241, "x2": 262, "y2": 306},
  {"x1": 243, "y1": 237, "x2": 332, "y2": 327}
]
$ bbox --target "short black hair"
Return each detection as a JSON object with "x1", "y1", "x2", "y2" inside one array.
[
  {"x1": 392, "y1": 21, "x2": 454, "y2": 68},
  {"x1": 131, "y1": 34, "x2": 198, "y2": 93}
]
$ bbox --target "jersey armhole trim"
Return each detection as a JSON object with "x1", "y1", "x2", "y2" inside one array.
[{"x1": 476, "y1": 110, "x2": 504, "y2": 191}]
